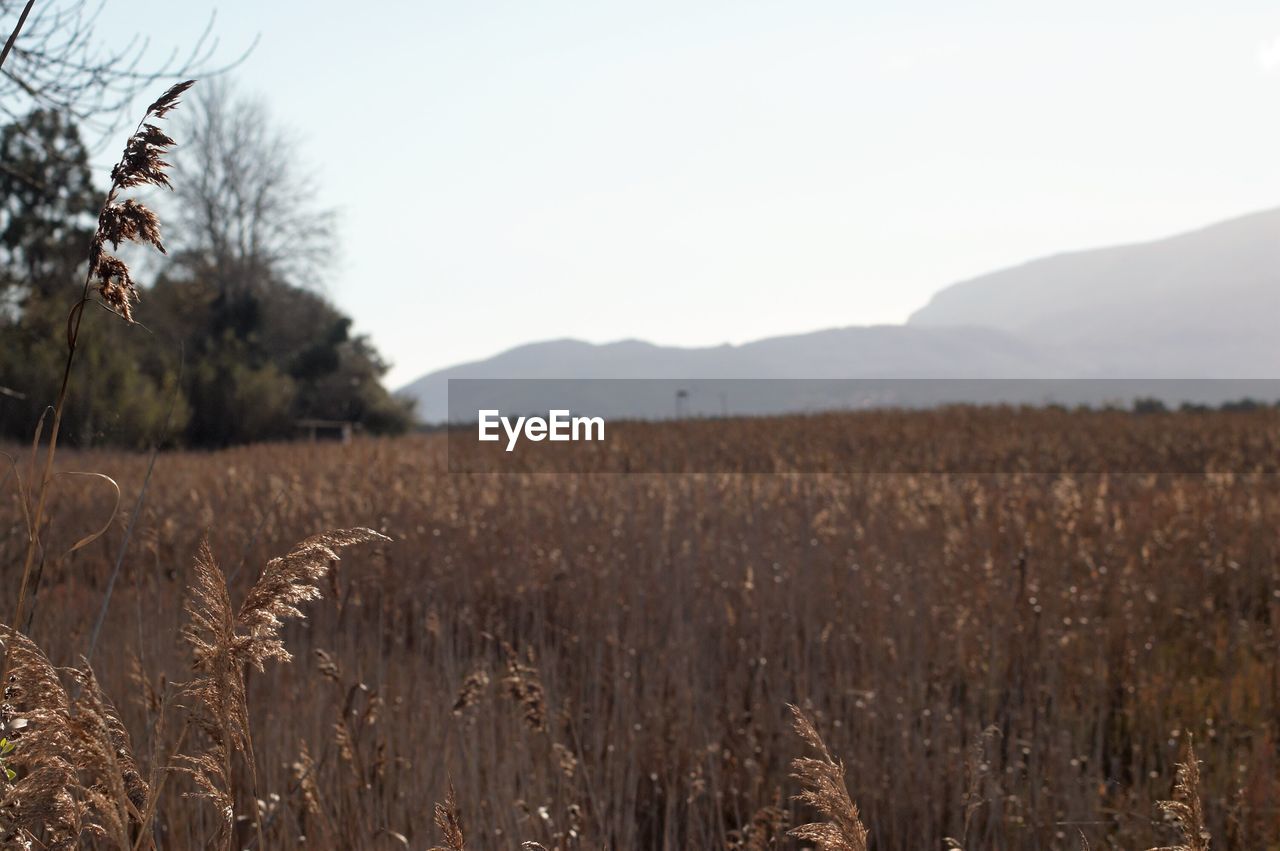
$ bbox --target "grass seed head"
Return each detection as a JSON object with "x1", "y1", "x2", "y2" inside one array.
[{"x1": 787, "y1": 704, "x2": 869, "y2": 851}]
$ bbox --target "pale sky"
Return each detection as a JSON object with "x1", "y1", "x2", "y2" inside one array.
[{"x1": 90, "y1": 1, "x2": 1280, "y2": 386}]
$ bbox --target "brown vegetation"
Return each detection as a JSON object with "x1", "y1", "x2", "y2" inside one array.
[{"x1": 1, "y1": 415, "x2": 1274, "y2": 848}]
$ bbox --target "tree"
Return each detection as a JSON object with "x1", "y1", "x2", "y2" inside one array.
[
  {"x1": 0, "y1": 82, "x2": 412, "y2": 449},
  {"x1": 150, "y1": 81, "x2": 412, "y2": 445},
  {"x1": 145, "y1": 264, "x2": 413, "y2": 446},
  {"x1": 0, "y1": 109, "x2": 97, "y2": 305},
  {"x1": 0, "y1": 109, "x2": 186, "y2": 447},
  {"x1": 171, "y1": 79, "x2": 334, "y2": 291},
  {"x1": 0, "y1": 1, "x2": 232, "y2": 130}
]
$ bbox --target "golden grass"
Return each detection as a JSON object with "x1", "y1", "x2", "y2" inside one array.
[
  {"x1": 2, "y1": 421, "x2": 1276, "y2": 848},
  {"x1": 1149, "y1": 739, "x2": 1210, "y2": 851},
  {"x1": 788, "y1": 705, "x2": 868, "y2": 851}
]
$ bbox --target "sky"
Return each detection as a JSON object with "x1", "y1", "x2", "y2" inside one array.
[{"x1": 87, "y1": 1, "x2": 1280, "y2": 386}]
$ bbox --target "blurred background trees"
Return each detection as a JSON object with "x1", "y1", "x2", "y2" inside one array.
[{"x1": 0, "y1": 78, "x2": 414, "y2": 448}]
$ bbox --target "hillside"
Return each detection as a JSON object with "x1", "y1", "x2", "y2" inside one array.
[
  {"x1": 400, "y1": 325, "x2": 1072, "y2": 422},
  {"x1": 908, "y1": 207, "x2": 1280, "y2": 376},
  {"x1": 400, "y1": 207, "x2": 1280, "y2": 422}
]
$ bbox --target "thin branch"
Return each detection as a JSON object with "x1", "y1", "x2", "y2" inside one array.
[{"x1": 0, "y1": 0, "x2": 35, "y2": 73}]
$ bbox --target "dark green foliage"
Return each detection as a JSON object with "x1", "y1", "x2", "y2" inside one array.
[
  {"x1": 0, "y1": 110, "x2": 98, "y2": 298},
  {"x1": 144, "y1": 261, "x2": 414, "y2": 447},
  {"x1": 0, "y1": 108, "x2": 413, "y2": 448},
  {"x1": 1218, "y1": 397, "x2": 1265, "y2": 413},
  {"x1": 0, "y1": 110, "x2": 184, "y2": 447},
  {"x1": 3, "y1": 295, "x2": 190, "y2": 448}
]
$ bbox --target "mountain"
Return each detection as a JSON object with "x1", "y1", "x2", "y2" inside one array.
[
  {"x1": 400, "y1": 326, "x2": 1072, "y2": 423},
  {"x1": 908, "y1": 207, "x2": 1280, "y2": 377},
  {"x1": 400, "y1": 207, "x2": 1280, "y2": 422}
]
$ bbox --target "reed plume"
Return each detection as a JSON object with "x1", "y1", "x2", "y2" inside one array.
[
  {"x1": 237, "y1": 528, "x2": 388, "y2": 665},
  {"x1": 90, "y1": 80, "x2": 191, "y2": 319},
  {"x1": 729, "y1": 790, "x2": 789, "y2": 850},
  {"x1": 788, "y1": 705, "x2": 869, "y2": 851},
  {"x1": 175, "y1": 539, "x2": 241, "y2": 841},
  {"x1": 0, "y1": 630, "x2": 146, "y2": 849},
  {"x1": 451, "y1": 666, "x2": 490, "y2": 716},
  {"x1": 0, "y1": 628, "x2": 80, "y2": 847},
  {"x1": 178, "y1": 528, "x2": 388, "y2": 846},
  {"x1": 1149, "y1": 739, "x2": 1210, "y2": 851},
  {"x1": 429, "y1": 784, "x2": 465, "y2": 851},
  {"x1": 502, "y1": 642, "x2": 547, "y2": 734},
  {"x1": 11, "y1": 78, "x2": 194, "y2": 646},
  {"x1": 65, "y1": 665, "x2": 147, "y2": 848}
]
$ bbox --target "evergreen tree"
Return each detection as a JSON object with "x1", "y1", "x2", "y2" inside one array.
[{"x1": 0, "y1": 110, "x2": 184, "y2": 447}]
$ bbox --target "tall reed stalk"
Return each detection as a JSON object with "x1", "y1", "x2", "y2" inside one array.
[{"x1": 11, "y1": 79, "x2": 194, "y2": 634}]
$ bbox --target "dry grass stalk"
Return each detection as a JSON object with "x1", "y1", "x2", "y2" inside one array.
[
  {"x1": 11, "y1": 78, "x2": 193, "y2": 650},
  {"x1": 1149, "y1": 738, "x2": 1210, "y2": 851},
  {"x1": 451, "y1": 666, "x2": 490, "y2": 716},
  {"x1": 3, "y1": 405, "x2": 1278, "y2": 846},
  {"x1": 89, "y1": 79, "x2": 192, "y2": 319},
  {"x1": 176, "y1": 539, "x2": 241, "y2": 843},
  {"x1": 552, "y1": 741, "x2": 578, "y2": 781},
  {"x1": 313, "y1": 648, "x2": 343, "y2": 684},
  {"x1": 178, "y1": 528, "x2": 388, "y2": 846},
  {"x1": 237, "y1": 528, "x2": 388, "y2": 664},
  {"x1": 292, "y1": 740, "x2": 322, "y2": 817},
  {"x1": 945, "y1": 723, "x2": 1002, "y2": 849},
  {"x1": 502, "y1": 643, "x2": 547, "y2": 734},
  {"x1": 788, "y1": 705, "x2": 869, "y2": 851},
  {"x1": 66, "y1": 665, "x2": 146, "y2": 848},
  {"x1": 429, "y1": 783, "x2": 465, "y2": 851},
  {"x1": 729, "y1": 789, "x2": 789, "y2": 850},
  {"x1": 0, "y1": 630, "x2": 147, "y2": 849},
  {"x1": 0, "y1": 627, "x2": 81, "y2": 847},
  {"x1": 126, "y1": 653, "x2": 163, "y2": 718}
]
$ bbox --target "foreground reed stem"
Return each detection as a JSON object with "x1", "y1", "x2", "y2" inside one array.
[{"x1": 10, "y1": 80, "x2": 194, "y2": 637}]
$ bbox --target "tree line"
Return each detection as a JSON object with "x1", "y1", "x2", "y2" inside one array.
[{"x1": 0, "y1": 82, "x2": 415, "y2": 448}]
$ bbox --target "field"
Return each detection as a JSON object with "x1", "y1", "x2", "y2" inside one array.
[{"x1": 3, "y1": 408, "x2": 1279, "y2": 849}]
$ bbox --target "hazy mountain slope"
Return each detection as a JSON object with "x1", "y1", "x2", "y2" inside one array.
[
  {"x1": 907, "y1": 207, "x2": 1280, "y2": 376},
  {"x1": 400, "y1": 325, "x2": 1071, "y2": 422},
  {"x1": 401, "y1": 207, "x2": 1280, "y2": 422}
]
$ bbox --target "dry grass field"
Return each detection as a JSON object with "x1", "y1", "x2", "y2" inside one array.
[{"x1": 3, "y1": 408, "x2": 1278, "y2": 849}]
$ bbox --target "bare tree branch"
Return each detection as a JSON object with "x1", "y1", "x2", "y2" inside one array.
[
  {"x1": 169, "y1": 78, "x2": 336, "y2": 292},
  {"x1": 0, "y1": 1, "x2": 255, "y2": 143},
  {"x1": 0, "y1": 0, "x2": 35, "y2": 73}
]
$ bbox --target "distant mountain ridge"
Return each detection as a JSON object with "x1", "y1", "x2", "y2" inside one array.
[
  {"x1": 400, "y1": 207, "x2": 1280, "y2": 422},
  {"x1": 400, "y1": 326, "x2": 1075, "y2": 422},
  {"x1": 908, "y1": 207, "x2": 1280, "y2": 377}
]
